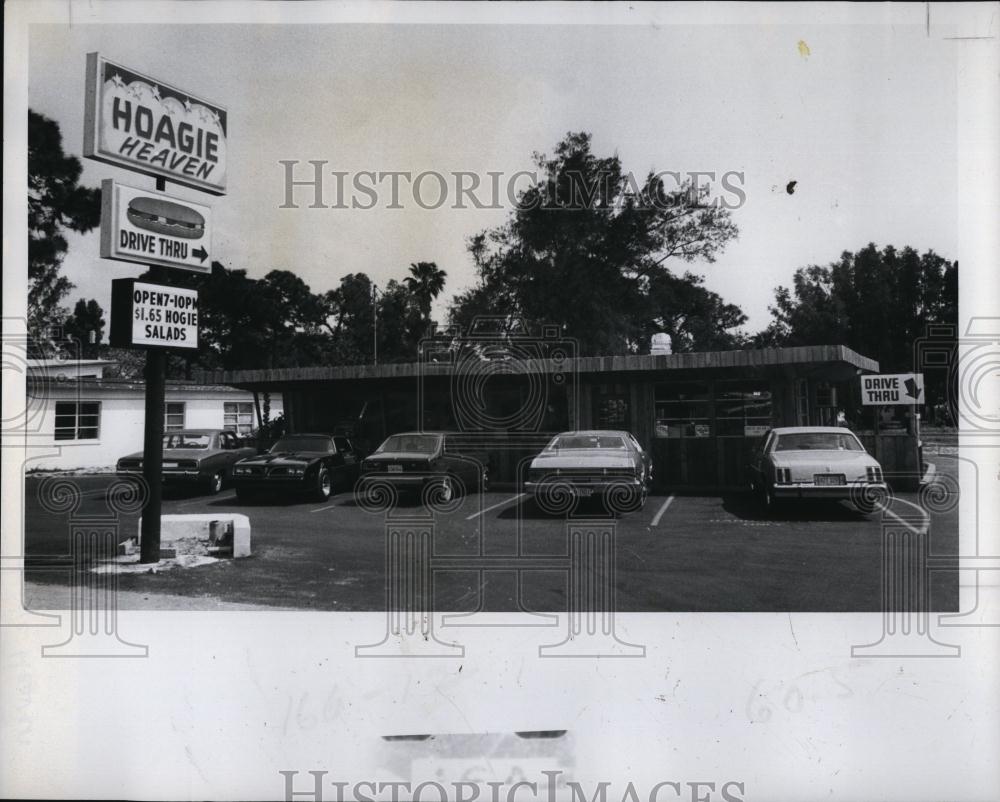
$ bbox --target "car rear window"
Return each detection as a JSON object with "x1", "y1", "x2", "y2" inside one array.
[
  {"x1": 548, "y1": 434, "x2": 627, "y2": 450},
  {"x1": 377, "y1": 434, "x2": 440, "y2": 454},
  {"x1": 163, "y1": 434, "x2": 210, "y2": 449},
  {"x1": 774, "y1": 433, "x2": 864, "y2": 452},
  {"x1": 270, "y1": 436, "x2": 333, "y2": 453}
]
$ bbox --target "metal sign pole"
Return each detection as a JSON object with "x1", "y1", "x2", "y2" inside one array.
[{"x1": 138, "y1": 177, "x2": 168, "y2": 564}]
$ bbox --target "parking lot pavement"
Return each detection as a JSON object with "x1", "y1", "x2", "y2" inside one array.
[{"x1": 23, "y1": 458, "x2": 959, "y2": 612}]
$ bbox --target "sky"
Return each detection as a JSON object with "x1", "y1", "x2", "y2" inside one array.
[{"x1": 28, "y1": 22, "x2": 958, "y2": 333}]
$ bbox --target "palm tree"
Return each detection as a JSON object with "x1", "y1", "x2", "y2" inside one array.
[{"x1": 403, "y1": 261, "x2": 447, "y2": 319}]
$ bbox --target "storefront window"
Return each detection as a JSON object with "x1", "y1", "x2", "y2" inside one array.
[
  {"x1": 654, "y1": 382, "x2": 711, "y2": 438},
  {"x1": 595, "y1": 395, "x2": 629, "y2": 428},
  {"x1": 716, "y1": 381, "x2": 772, "y2": 437}
]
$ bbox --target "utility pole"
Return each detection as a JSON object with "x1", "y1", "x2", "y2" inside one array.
[{"x1": 372, "y1": 283, "x2": 379, "y2": 366}]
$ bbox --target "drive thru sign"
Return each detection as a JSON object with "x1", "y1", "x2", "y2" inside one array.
[
  {"x1": 100, "y1": 180, "x2": 213, "y2": 273},
  {"x1": 861, "y1": 373, "x2": 924, "y2": 405}
]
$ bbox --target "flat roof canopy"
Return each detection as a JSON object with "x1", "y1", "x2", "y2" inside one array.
[{"x1": 199, "y1": 345, "x2": 879, "y2": 392}]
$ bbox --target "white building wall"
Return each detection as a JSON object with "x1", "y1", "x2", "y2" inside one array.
[{"x1": 28, "y1": 386, "x2": 282, "y2": 472}]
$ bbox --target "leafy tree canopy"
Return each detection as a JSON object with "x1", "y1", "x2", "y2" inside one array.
[
  {"x1": 28, "y1": 110, "x2": 101, "y2": 333},
  {"x1": 447, "y1": 132, "x2": 745, "y2": 354}
]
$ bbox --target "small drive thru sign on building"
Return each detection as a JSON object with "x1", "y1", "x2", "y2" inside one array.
[
  {"x1": 861, "y1": 373, "x2": 924, "y2": 405},
  {"x1": 100, "y1": 180, "x2": 213, "y2": 273}
]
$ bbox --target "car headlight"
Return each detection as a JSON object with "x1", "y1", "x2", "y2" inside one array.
[
  {"x1": 234, "y1": 467, "x2": 250, "y2": 476},
  {"x1": 290, "y1": 467, "x2": 305, "y2": 476},
  {"x1": 866, "y1": 466, "x2": 883, "y2": 482}
]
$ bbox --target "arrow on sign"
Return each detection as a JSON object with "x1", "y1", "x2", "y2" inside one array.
[
  {"x1": 904, "y1": 377, "x2": 922, "y2": 400},
  {"x1": 192, "y1": 246, "x2": 209, "y2": 263}
]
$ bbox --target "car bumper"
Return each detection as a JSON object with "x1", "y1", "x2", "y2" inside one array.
[
  {"x1": 231, "y1": 476, "x2": 310, "y2": 492},
  {"x1": 771, "y1": 482, "x2": 887, "y2": 500},
  {"x1": 359, "y1": 473, "x2": 436, "y2": 490},
  {"x1": 117, "y1": 469, "x2": 207, "y2": 484},
  {"x1": 524, "y1": 478, "x2": 642, "y2": 495}
]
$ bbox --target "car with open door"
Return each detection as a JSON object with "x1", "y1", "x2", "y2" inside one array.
[
  {"x1": 116, "y1": 429, "x2": 256, "y2": 495},
  {"x1": 231, "y1": 433, "x2": 360, "y2": 502}
]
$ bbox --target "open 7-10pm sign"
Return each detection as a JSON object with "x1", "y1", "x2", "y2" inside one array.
[
  {"x1": 861, "y1": 373, "x2": 925, "y2": 405},
  {"x1": 110, "y1": 279, "x2": 198, "y2": 350}
]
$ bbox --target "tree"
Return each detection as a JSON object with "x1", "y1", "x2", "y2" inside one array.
[
  {"x1": 447, "y1": 132, "x2": 743, "y2": 354},
  {"x1": 28, "y1": 110, "x2": 101, "y2": 334},
  {"x1": 759, "y1": 243, "x2": 958, "y2": 409},
  {"x1": 62, "y1": 298, "x2": 106, "y2": 356},
  {"x1": 403, "y1": 261, "x2": 447, "y2": 341}
]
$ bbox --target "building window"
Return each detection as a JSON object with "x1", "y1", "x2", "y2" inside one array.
[
  {"x1": 54, "y1": 401, "x2": 101, "y2": 441},
  {"x1": 814, "y1": 382, "x2": 839, "y2": 426},
  {"x1": 595, "y1": 395, "x2": 629, "y2": 428},
  {"x1": 654, "y1": 382, "x2": 711, "y2": 438},
  {"x1": 165, "y1": 402, "x2": 186, "y2": 431},
  {"x1": 796, "y1": 379, "x2": 810, "y2": 426},
  {"x1": 224, "y1": 402, "x2": 255, "y2": 436},
  {"x1": 716, "y1": 381, "x2": 773, "y2": 437}
]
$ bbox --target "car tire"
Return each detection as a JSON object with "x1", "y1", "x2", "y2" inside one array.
[
  {"x1": 313, "y1": 468, "x2": 332, "y2": 502},
  {"x1": 206, "y1": 470, "x2": 224, "y2": 495},
  {"x1": 760, "y1": 482, "x2": 780, "y2": 514},
  {"x1": 438, "y1": 475, "x2": 456, "y2": 503}
]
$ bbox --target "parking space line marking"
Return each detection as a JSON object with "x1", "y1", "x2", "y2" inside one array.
[
  {"x1": 466, "y1": 493, "x2": 525, "y2": 520},
  {"x1": 650, "y1": 495, "x2": 675, "y2": 527},
  {"x1": 310, "y1": 495, "x2": 344, "y2": 513},
  {"x1": 883, "y1": 497, "x2": 930, "y2": 535}
]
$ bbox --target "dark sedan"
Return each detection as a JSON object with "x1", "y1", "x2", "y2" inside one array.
[
  {"x1": 358, "y1": 432, "x2": 487, "y2": 503},
  {"x1": 231, "y1": 433, "x2": 360, "y2": 502},
  {"x1": 116, "y1": 429, "x2": 257, "y2": 495}
]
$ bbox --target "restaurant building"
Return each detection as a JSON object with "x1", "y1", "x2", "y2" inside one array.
[{"x1": 200, "y1": 342, "x2": 922, "y2": 491}]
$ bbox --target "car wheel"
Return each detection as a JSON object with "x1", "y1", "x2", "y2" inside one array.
[
  {"x1": 206, "y1": 470, "x2": 224, "y2": 495},
  {"x1": 313, "y1": 468, "x2": 332, "y2": 502},
  {"x1": 761, "y1": 482, "x2": 779, "y2": 514},
  {"x1": 438, "y1": 475, "x2": 456, "y2": 503}
]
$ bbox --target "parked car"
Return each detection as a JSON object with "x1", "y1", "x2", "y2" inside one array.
[
  {"x1": 116, "y1": 429, "x2": 256, "y2": 495},
  {"x1": 524, "y1": 430, "x2": 653, "y2": 511},
  {"x1": 747, "y1": 426, "x2": 887, "y2": 513},
  {"x1": 231, "y1": 433, "x2": 360, "y2": 502},
  {"x1": 358, "y1": 432, "x2": 487, "y2": 503}
]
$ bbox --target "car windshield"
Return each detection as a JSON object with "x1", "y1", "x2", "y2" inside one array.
[
  {"x1": 163, "y1": 434, "x2": 210, "y2": 449},
  {"x1": 548, "y1": 434, "x2": 627, "y2": 450},
  {"x1": 377, "y1": 434, "x2": 441, "y2": 454},
  {"x1": 774, "y1": 432, "x2": 864, "y2": 452},
  {"x1": 270, "y1": 436, "x2": 331, "y2": 453}
]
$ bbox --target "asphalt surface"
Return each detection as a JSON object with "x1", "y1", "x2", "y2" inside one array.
[{"x1": 22, "y1": 457, "x2": 960, "y2": 612}]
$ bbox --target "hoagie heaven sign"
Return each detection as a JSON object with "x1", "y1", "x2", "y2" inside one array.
[{"x1": 84, "y1": 53, "x2": 228, "y2": 195}]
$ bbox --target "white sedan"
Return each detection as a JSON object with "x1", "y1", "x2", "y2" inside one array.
[{"x1": 748, "y1": 426, "x2": 888, "y2": 514}]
